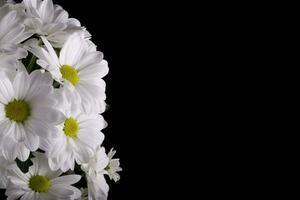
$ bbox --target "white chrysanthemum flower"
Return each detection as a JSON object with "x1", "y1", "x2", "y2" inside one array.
[
  {"x1": 81, "y1": 147, "x2": 122, "y2": 199},
  {"x1": 0, "y1": 5, "x2": 31, "y2": 46},
  {"x1": 81, "y1": 147, "x2": 110, "y2": 200},
  {"x1": 0, "y1": 70, "x2": 64, "y2": 161},
  {"x1": 27, "y1": 33, "x2": 109, "y2": 113},
  {"x1": 47, "y1": 92, "x2": 105, "y2": 172},
  {"x1": 0, "y1": 155, "x2": 15, "y2": 189},
  {"x1": 5, "y1": 152, "x2": 81, "y2": 200},
  {"x1": 106, "y1": 148, "x2": 122, "y2": 182},
  {"x1": 23, "y1": 0, "x2": 83, "y2": 47},
  {"x1": 0, "y1": 4, "x2": 32, "y2": 58}
]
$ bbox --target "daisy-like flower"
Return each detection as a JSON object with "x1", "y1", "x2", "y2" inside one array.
[
  {"x1": 0, "y1": 70, "x2": 64, "y2": 161},
  {"x1": 23, "y1": 0, "x2": 83, "y2": 47},
  {"x1": 81, "y1": 147, "x2": 110, "y2": 200},
  {"x1": 0, "y1": 4, "x2": 31, "y2": 60},
  {"x1": 27, "y1": 33, "x2": 109, "y2": 113},
  {"x1": 5, "y1": 152, "x2": 81, "y2": 200},
  {"x1": 81, "y1": 147, "x2": 122, "y2": 200},
  {"x1": 0, "y1": 4, "x2": 32, "y2": 56},
  {"x1": 47, "y1": 92, "x2": 105, "y2": 172},
  {"x1": 106, "y1": 148, "x2": 122, "y2": 182}
]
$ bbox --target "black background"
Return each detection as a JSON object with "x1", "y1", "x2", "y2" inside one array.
[
  {"x1": 3, "y1": 0, "x2": 190, "y2": 199},
  {"x1": 1, "y1": 0, "x2": 134, "y2": 199}
]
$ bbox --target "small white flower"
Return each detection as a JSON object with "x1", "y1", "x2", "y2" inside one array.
[
  {"x1": 5, "y1": 152, "x2": 81, "y2": 200},
  {"x1": 81, "y1": 147, "x2": 110, "y2": 200},
  {"x1": 23, "y1": 0, "x2": 83, "y2": 47},
  {"x1": 0, "y1": 70, "x2": 64, "y2": 161},
  {"x1": 106, "y1": 148, "x2": 122, "y2": 182},
  {"x1": 0, "y1": 3, "x2": 28, "y2": 60},
  {"x1": 27, "y1": 33, "x2": 109, "y2": 113},
  {"x1": 81, "y1": 147, "x2": 122, "y2": 200},
  {"x1": 0, "y1": 4, "x2": 32, "y2": 57},
  {"x1": 47, "y1": 93, "x2": 105, "y2": 172}
]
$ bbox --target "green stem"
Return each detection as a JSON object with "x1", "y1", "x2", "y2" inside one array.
[
  {"x1": 26, "y1": 38, "x2": 43, "y2": 73},
  {"x1": 26, "y1": 54, "x2": 37, "y2": 73}
]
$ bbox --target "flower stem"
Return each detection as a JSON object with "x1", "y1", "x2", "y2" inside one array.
[
  {"x1": 26, "y1": 53, "x2": 37, "y2": 73},
  {"x1": 26, "y1": 38, "x2": 43, "y2": 73}
]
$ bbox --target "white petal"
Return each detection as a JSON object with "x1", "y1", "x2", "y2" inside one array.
[
  {"x1": 31, "y1": 105, "x2": 65, "y2": 125},
  {"x1": 59, "y1": 33, "x2": 87, "y2": 66},
  {"x1": 17, "y1": 144, "x2": 30, "y2": 162},
  {"x1": 51, "y1": 175, "x2": 81, "y2": 185},
  {"x1": 49, "y1": 185, "x2": 81, "y2": 198},
  {"x1": 13, "y1": 71, "x2": 30, "y2": 100},
  {"x1": 23, "y1": 126, "x2": 39, "y2": 151},
  {"x1": 0, "y1": 119, "x2": 13, "y2": 138},
  {"x1": 0, "y1": 76, "x2": 14, "y2": 104}
]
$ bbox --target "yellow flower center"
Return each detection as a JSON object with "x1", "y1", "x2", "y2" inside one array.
[
  {"x1": 60, "y1": 65, "x2": 79, "y2": 86},
  {"x1": 5, "y1": 100, "x2": 31, "y2": 123},
  {"x1": 63, "y1": 117, "x2": 79, "y2": 138},
  {"x1": 29, "y1": 175, "x2": 52, "y2": 193}
]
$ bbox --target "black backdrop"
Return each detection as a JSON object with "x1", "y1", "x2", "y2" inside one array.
[{"x1": 0, "y1": 0, "x2": 130, "y2": 199}]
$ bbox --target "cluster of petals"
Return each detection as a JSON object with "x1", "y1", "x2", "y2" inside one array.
[{"x1": 0, "y1": 0, "x2": 121, "y2": 199}]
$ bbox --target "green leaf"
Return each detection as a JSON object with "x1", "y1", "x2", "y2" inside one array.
[{"x1": 15, "y1": 154, "x2": 33, "y2": 173}]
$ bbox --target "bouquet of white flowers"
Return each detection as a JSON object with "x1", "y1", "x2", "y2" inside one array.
[{"x1": 0, "y1": 0, "x2": 121, "y2": 199}]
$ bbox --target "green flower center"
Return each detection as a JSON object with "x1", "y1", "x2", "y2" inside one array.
[
  {"x1": 60, "y1": 65, "x2": 79, "y2": 86},
  {"x1": 63, "y1": 117, "x2": 79, "y2": 138},
  {"x1": 5, "y1": 100, "x2": 31, "y2": 123},
  {"x1": 29, "y1": 175, "x2": 52, "y2": 193}
]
